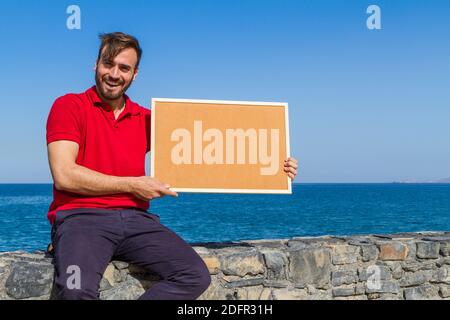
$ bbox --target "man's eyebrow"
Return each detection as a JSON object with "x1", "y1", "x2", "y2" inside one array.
[
  {"x1": 101, "y1": 58, "x2": 114, "y2": 64},
  {"x1": 119, "y1": 63, "x2": 131, "y2": 69}
]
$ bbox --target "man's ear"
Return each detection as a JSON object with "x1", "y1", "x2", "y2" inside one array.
[
  {"x1": 133, "y1": 69, "x2": 139, "y2": 81},
  {"x1": 94, "y1": 60, "x2": 98, "y2": 71}
]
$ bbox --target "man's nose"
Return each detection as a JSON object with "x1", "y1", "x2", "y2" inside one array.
[{"x1": 110, "y1": 66, "x2": 120, "y2": 79}]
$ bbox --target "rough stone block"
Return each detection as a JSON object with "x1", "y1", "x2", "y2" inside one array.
[
  {"x1": 5, "y1": 262, "x2": 53, "y2": 299},
  {"x1": 401, "y1": 260, "x2": 436, "y2": 272},
  {"x1": 431, "y1": 266, "x2": 450, "y2": 284},
  {"x1": 261, "y1": 250, "x2": 288, "y2": 280},
  {"x1": 384, "y1": 261, "x2": 403, "y2": 279},
  {"x1": 289, "y1": 248, "x2": 331, "y2": 288},
  {"x1": 378, "y1": 242, "x2": 409, "y2": 261},
  {"x1": 332, "y1": 285, "x2": 355, "y2": 297},
  {"x1": 399, "y1": 271, "x2": 433, "y2": 287},
  {"x1": 358, "y1": 264, "x2": 391, "y2": 281},
  {"x1": 331, "y1": 270, "x2": 358, "y2": 286},
  {"x1": 100, "y1": 275, "x2": 145, "y2": 300},
  {"x1": 330, "y1": 245, "x2": 360, "y2": 265},
  {"x1": 416, "y1": 242, "x2": 440, "y2": 259},
  {"x1": 217, "y1": 249, "x2": 265, "y2": 277},
  {"x1": 365, "y1": 280, "x2": 400, "y2": 294},
  {"x1": 439, "y1": 285, "x2": 450, "y2": 298},
  {"x1": 422, "y1": 237, "x2": 450, "y2": 256},
  {"x1": 404, "y1": 284, "x2": 440, "y2": 300},
  {"x1": 222, "y1": 276, "x2": 265, "y2": 289},
  {"x1": 361, "y1": 245, "x2": 379, "y2": 262}
]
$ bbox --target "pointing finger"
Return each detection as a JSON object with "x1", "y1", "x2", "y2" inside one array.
[{"x1": 160, "y1": 187, "x2": 178, "y2": 197}]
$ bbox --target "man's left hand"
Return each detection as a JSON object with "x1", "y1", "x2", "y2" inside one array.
[{"x1": 283, "y1": 157, "x2": 298, "y2": 181}]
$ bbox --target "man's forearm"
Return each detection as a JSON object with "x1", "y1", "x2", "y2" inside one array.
[{"x1": 55, "y1": 163, "x2": 134, "y2": 196}]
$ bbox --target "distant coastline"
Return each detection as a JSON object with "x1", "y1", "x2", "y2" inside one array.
[{"x1": 392, "y1": 178, "x2": 450, "y2": 184}]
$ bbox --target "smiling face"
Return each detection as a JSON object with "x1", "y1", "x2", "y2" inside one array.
[{"x1": 95, "y1": 47, "x2": 138, "y2": 103}]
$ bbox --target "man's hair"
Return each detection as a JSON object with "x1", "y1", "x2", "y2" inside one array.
[{"x1": 97, "y1": 32, "x2": 142, "y2": 69}]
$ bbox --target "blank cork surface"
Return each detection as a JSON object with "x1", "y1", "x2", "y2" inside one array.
[{"x1": 151, "y1": 99, "x2": 291, "y2": 194}]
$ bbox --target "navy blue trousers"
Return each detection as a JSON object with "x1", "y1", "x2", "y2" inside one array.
[{"x1": 51, "y1": 208, "x2": 211, "y2": 300}]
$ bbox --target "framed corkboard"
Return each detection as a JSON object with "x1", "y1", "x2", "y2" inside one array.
[{"x1": 151, "y1": 98, "x2": 291, "y2": 194}]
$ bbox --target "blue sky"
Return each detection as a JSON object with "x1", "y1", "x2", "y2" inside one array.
[{"x1": 0, "y1": 0, "x2": 449, "y2": 183}]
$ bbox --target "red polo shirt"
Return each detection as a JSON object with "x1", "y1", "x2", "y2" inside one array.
[{"x1": 46, "y1": 86, "x2": 151, "y2": 224}]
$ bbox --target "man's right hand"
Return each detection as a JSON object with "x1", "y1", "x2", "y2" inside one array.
[{"x1": 128, "y1": 176, "x2": 178, "y2": 200}]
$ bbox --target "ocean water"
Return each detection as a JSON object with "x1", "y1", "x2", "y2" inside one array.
[{"x1": 0, "y1": 183, "x2": 449, "y2": 252}]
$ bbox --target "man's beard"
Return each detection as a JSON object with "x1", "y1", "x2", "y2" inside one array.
[{"x1": 95, "y1": 72, "x2": 133, "y2": 101}]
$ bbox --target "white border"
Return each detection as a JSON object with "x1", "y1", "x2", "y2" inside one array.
[{"x1": 150, "y1": 98, "x2": 291, "y2": 194}]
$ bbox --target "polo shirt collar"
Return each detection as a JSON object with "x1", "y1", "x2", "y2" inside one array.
[{"x1": 87, "y1": 86, "x2": 140, "y2": 116}]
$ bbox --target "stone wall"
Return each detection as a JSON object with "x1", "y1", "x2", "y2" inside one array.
[{"x1": 1, "y1": 231, "x2": 450, "y2": 300}]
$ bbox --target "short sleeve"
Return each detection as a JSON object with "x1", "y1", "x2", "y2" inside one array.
[{"x1": 46, "y1": 95, "x2": 82, "y2": 145}]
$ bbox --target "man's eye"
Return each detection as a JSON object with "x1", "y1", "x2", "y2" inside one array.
[{"x1": 120, "y1": 66, "x2": 131, "y2": 72}]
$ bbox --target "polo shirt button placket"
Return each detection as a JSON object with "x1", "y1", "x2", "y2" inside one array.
[{"x1": 109, "y1": 112, "x2": 119, "y2": 129}]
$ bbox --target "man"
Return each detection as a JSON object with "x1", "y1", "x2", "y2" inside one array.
[{"x1": 46, "y1": 32, "x2": 299, "y2": 300}]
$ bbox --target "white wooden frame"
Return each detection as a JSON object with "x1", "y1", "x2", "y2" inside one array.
[{"x1": 151, "y1": 98, "x2": 292, "y2": 194}]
